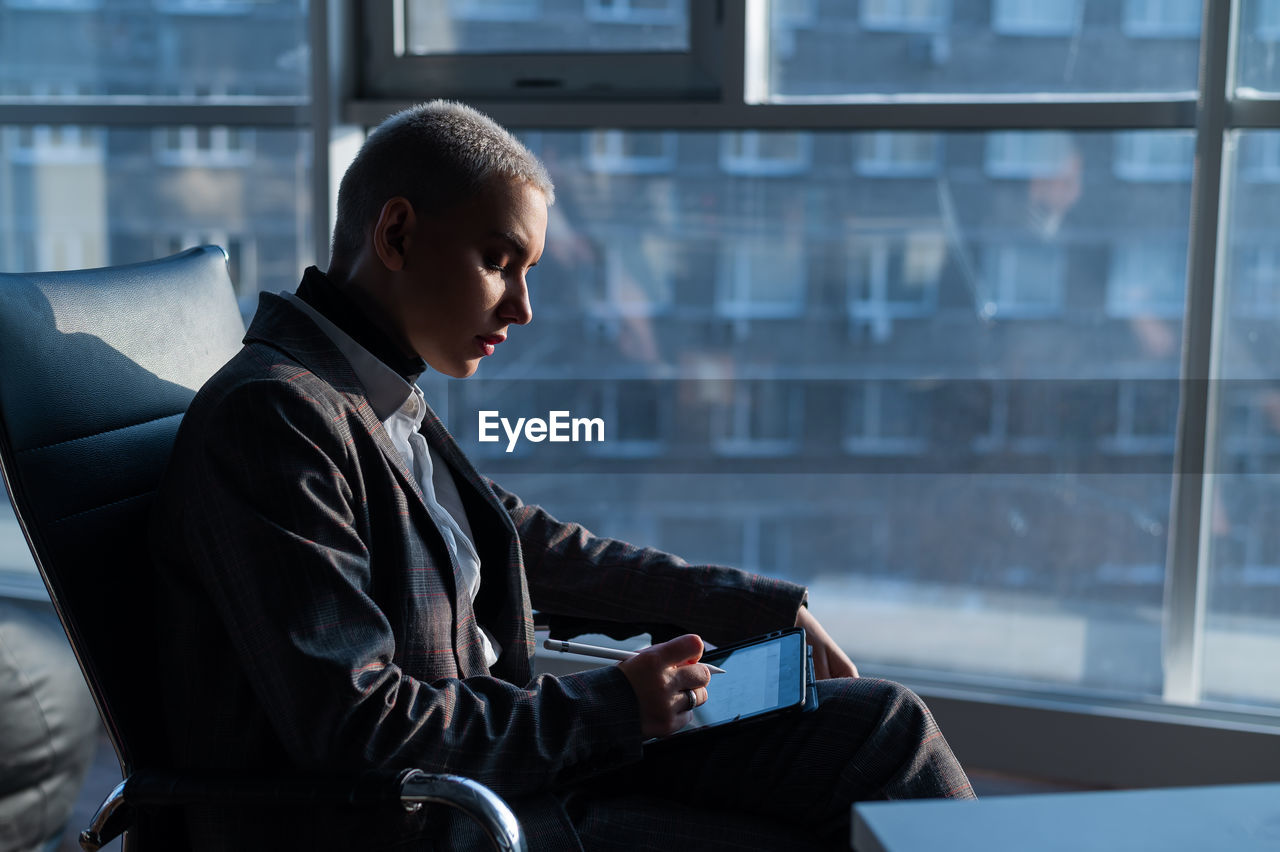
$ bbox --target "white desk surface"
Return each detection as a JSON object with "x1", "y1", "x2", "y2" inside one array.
[{"x1": 853, "y1": 783, "x2": 1280, "y2": 852}]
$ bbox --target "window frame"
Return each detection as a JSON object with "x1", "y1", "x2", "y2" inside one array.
[{"x1": 359, "y1": 1, "x2": 721, "y2": 102}]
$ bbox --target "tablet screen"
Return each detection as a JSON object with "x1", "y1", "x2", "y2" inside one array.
[{"x1": 680, "y1": 630, "x2": 806, "y2": 732}]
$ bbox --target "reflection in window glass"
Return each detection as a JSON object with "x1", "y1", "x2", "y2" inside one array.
[
  {"x1": 721, "y1": 131, "x2": 811, "y2": 177},
  {"x1": 848, "y1": 232, "x2": 944, "y2": 343},
  {"x1": 584, "y1": 0, "x2": 682, "y2": 25},
  {"x1": 978, "y1": 243, "x2": 1066, "y2": 318},
  {"x1": 1237, "y1": 0, "x2": 1280, "y2": 92},
  {"x1": 768, "y1": 0, "x2": 1199, "y2": 96},
  {"x1": 716, "y1": 237, "x2": 806, "y2": 319},
  {"x1": 1107, "y1": 243, "x2": 1186, "y2": 318},
  {"x1": 586, "y1": 130, "x2": 677, "y2": 174},
  {"x1": 452, "y1": 129, "x2": 1189, "y2": 701},
  {"x1": 1238, "y1": 132, "x2": 1280, "y2": 182},
  {"x1": 860, "y1": 0, "x2": 951, "y2": 33},
  {"x1": 581, "y1": 381, "x2": 666, "y2": 456},
  {"x1": 1122, "y1": 0, "x2": 1201, "y2": 38},
  {"x1": 595, "y1": 235, "x2": 676, "y2": 317},
  {"x1": 0, "y1": 1, "x2": 308, "y2": 98},
  {"x1": 154, "y1": 126, "x2": 254, "y2": 168},
  {"x1": 712, "y1": 380, "x2": 803, "y2": 456},
  {"x1": 986, "y1": 132, "x2": 1075, "y2": 180},
  {"x1": 406, "y1": 0, "x2": 689, "y2": 54},
  {"x1": 845, "y1": 381, "x2": 930, "y2": 454},
  {"x1": 1114, "y1": 131, "x2": 1195, "y2": 182},
  {"x1": 1231, "y1": 246, "x2": 1280, "y2": 317},
  {"x1": 855, "y1": 132, "x2": 940, "y2": 177},
  {"x1": 992, "y1": 0, "x2": 1080, "y2": 37}
]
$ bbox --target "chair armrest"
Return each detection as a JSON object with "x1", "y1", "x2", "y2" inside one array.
[
  {"x1": 79, "y1": 768, "x2": 525, "y2": 852},
  {"x1": 400, "y1": 770, "x2": 525, "y2": 852},
  {"x1": 79, "y1": 779, "x2": 129, "y2": 852}
]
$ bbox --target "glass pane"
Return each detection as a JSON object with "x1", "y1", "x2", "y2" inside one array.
[
  {"x1": 768, "y1": 0, "x2": 1200, "y2": 98},
  {"x1": 406, "y1": 0, "x2": 690, "y2": 54},
  {"x1": 1236, "y1": 0, "x2": 1280, "y2": 94},
  {"x1": 437, "y1": 128, "x2": 1193, "y2": 700},
  {"x1": 0, "y1": 125, "x2": 313, "y2": 321},
  {"x1": 0, "y1": 0, "x2": 308, "y2": 99},
  {"x1": 1204, "y1": 129, "x2": 1280, "y2": 708}
]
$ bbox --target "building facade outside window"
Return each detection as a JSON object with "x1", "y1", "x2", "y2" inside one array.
[
  {"x1": 860, "y1": 0, "x2": 951, "y2": 32},
  {"x1": 977, "y1": 243, "x2": 1066, "y2": 318},
  {"x1": 991, "y1": 0, "x2": 1080, "y2": 37},
  {"x1": 855, "y1": 132, "x2": 941, "y2": 177}
]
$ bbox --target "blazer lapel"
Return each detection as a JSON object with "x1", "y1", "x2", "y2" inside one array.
[
  {"x1": 419, "y1": 404, "x2": 534, "y2": 686},
  {"x1": 245, "y1": 294, "x2": 465, "y2": 616}
]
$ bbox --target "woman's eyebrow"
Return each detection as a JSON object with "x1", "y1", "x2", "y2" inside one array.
[
  {"x1": 488, "y1": 229, "x2": 538, "y2": 266},
  {"x1": 489, "y1": 230, "x2": 528, "y2": 255}
]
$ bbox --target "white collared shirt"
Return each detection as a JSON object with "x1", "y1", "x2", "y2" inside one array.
[{"x1": 283, "y1": 292, "x2": 501, "y2": 668}]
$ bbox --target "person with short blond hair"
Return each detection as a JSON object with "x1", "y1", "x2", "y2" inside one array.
[{"x1": 152, "y1": 100, "x2": 973, "y2": 851}]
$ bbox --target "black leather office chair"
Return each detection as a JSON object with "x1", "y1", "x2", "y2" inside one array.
[{"x1": 0, "y1": 247, "x2": 524, "y2": 851}]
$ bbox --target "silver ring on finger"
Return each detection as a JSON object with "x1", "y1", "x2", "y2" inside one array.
[{"x1": 684, "y1": 689, "x2": 697, "y2": 712}]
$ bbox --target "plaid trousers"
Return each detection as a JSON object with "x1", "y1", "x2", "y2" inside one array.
[{"x1": 562, "y1": 677, "x2": 975, "y2": 851}]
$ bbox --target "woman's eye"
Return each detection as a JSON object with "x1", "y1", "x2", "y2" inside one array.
[{"x1": 485, "y1": 258, "x2": 507, "y2": 273}]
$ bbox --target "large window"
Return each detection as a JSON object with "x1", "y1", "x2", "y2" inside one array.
[
  {"x1": 768, "y1": 0, "x2": 1201, "y2": 96},
  {"x1": 349, "y1": 0, "x2": 1280, "y2": 737}
]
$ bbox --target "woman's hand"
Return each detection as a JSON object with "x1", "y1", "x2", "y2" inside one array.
[
  {"x1": 617, "y1": 634, "x2": 713, "y2": 739},
  {"x1": 796, "y1": 606, "x2": 859, "y2": 679}
]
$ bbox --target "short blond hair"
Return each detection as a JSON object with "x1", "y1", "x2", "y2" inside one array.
[{"x1": 330, "y1": 100, "x2": 554, "y2": 265}]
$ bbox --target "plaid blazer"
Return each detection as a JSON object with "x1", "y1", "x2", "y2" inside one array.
[{"x1": 150, "y1": 293, "x2": 807, "y2": 850}]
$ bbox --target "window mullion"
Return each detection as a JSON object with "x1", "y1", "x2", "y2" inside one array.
[
  {"x1": 309, "y1": 0, "x2": 336, "y2": 270},
  {"x1": 1162, "y1": 0, "x2": 1238, "y2": 706}
]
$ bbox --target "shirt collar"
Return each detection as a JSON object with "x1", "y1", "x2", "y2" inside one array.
[
  {"x1": 282, "y1": 291, "x2": 414, "y2": 422},
  {"x1": 294, "y1": 266, "x2": 427, "y2": 384}
]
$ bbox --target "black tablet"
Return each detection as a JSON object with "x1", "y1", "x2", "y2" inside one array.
[{"x1": 660, "y1": 627, "x2": 809, "y2": 741}]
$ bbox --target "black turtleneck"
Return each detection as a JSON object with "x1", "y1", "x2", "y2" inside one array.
[{"x1": 295, "y1": 266, "x2": 428, "y2": 384}]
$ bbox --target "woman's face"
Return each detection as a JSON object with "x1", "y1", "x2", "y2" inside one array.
[{"x1": 384, "y1": 177, "x2": 548, "y2": 378}]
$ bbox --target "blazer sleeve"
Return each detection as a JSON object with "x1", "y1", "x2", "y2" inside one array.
[
  {"x1": 484, "y1": 479, "x2": 808, "y2": 647},
  {"x1": 163, "y1": 376, "x2": 644, "y2": 796}
]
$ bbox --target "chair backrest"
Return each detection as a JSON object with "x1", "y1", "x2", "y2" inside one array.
[{"x1": 0, "y1": 247, "x2": 246, "y2": 774}]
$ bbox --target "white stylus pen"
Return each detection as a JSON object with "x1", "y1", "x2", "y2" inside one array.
[{"x1": 542, "y1": 639, "x2": 726, "y2": 674}]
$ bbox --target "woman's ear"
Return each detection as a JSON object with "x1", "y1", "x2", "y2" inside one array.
[{"x1": 372, "y1": 197, "x2": 416, "y2": 272}]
